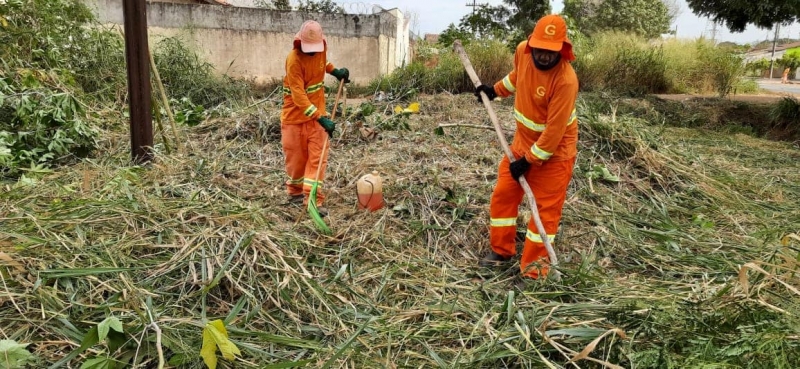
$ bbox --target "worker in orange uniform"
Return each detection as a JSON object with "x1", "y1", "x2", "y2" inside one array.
[
  {"x1": 281, "y1": 20, "x2": 350, "y2": 216},
  {"x1": 474, "y1": 14, "x2": 579, "y2": 279}
]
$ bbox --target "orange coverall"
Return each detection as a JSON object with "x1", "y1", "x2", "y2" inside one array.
[
  {"x1": 489, "y1": 40, "x2": 580, "y2": 278},
  {"x1": 281, "y1": 40, "x2": 336, "y2": 206}
]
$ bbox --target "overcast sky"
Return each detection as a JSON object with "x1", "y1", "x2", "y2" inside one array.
[{"x1": 360, "y1": 0, "x2": 800, "y2": 45}]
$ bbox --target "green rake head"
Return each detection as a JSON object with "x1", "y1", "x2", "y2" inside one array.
[{"x1": 307, "y1": 184, "x2": 331, "y2": 235}]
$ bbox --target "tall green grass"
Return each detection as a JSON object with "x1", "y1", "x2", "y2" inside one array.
[
  {"x1": 368, "y1": 40, "x2": 512, "y2": 98},
  {"x1": 575, "y1": 32, "x2": 669, "y2": 95},
  {"x1": 376, "y1": 34, "x2": 750, "y2": 99},
  {"x1": 575, "y1": 33, "x2": 748, "y2": 97},
  {"x1": 770, "y1": 96, "x2": 800, "y2": 137}
]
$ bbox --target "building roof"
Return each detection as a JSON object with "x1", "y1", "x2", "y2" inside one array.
[{"x1": 749, "y1": 41, "x2": 800, "y2": 53}]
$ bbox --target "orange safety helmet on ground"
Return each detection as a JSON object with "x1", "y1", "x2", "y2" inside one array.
[{"x1": 527, "y1": 14, "x2": 575, "y2": 61}]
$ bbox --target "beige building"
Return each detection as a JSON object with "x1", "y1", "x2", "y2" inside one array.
[{"x1": 82, "y1": 0, "x2": 412, "y2": 86}]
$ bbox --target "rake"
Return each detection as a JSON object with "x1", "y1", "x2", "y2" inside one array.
[{"x1": 308, "y1": 80, "x2": 344, "y2": 234}]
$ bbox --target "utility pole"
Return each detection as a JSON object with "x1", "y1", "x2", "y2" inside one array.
[
  {"x1": 466, "y1": 0, "x2": 482, "y2": 14},
  {"x1": 122, "y1": 0, "x2": 153, "y2": 164},
  {"x1": 769, "y1": 23, "x2": 781, "y2": 79},
  {"x1": 711, "y1": 21, "x2": 718, "y2": 43}
]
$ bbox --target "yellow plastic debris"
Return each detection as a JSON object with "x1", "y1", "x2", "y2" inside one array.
[{"x1": 394, "y1": 102, "x2": 420, "y2": 115}]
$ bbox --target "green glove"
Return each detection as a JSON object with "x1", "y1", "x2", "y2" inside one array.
[
  {"x1": 318, "y1": 116, "x2": 336, "y2": 137},
  {"x1": 330, "y1": 68, "x2": 350, "y2": 83}
]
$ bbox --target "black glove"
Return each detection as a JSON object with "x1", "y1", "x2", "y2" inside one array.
[
  {"x1": 474, "y1": 84, "x2": 497, "y2": 102},
  {"x1": 318, "y1": 116, "x2": 336, "y2": 137},
  {"x1": 509, "y1": 157, "x2": 531, "y2": 182},
  {"x1": 331, "y1": 68, "x2": 350, "y2": 83}
]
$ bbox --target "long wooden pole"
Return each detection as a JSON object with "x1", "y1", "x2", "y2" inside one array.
[
  {"x1": 312, "y1": 81, "x2": 344, "y2": 201},
  {"x1": 122, "y1": 0, "x2": 153, "y2": 164},
  {"x1": 453, "y1": 40, "x2": 560, "y2": 280}
]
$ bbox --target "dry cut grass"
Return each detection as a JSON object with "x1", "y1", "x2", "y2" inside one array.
[{"x1": 1, "y1": 92, "x2": 799, "y2": 368}]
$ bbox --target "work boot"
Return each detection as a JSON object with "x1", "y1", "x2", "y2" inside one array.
[
  {"x1": 479, "y1": 250, "x2": 511, "y2": 268},
  {"x1": 287, "y1": 194, "x2": 303, "y2": 205}
]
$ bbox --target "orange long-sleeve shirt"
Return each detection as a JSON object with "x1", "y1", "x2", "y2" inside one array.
[
  {"x1": 281, "y1": 43, "x2": 335, "y2": 125},
  {"x1": 493, "y1": 41, "x2": 579, "y2": 165}
]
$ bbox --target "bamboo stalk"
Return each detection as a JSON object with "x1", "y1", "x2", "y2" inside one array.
[
  {"x1": 437, "y1": 123, "x2": 501, "y2": 131},
  {"x1": 453, "y1": 40, "x2": 561, "y2": 281},
  {"x1": 148, "y1": 49, "x2": 182, "y2": 152},
  {"x1": 150, "y1": 95, "x2": 172, "y2": 154}
]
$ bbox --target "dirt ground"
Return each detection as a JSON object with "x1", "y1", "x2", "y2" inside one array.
[
  {"x1": 653, "y1": 93, "x2": 790, "y2": 104},
  {"x1": 353, "y1": 93, "x2": 793, "y2": 106}
]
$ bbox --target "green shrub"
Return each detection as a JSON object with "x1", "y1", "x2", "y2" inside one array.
[
  {"x1": 0, "y1": 0, "x2": 252, "y2": 177},
  {"x1": 70, "y1": 27, "x2": 128, "y2": 103},
  {"x1": 0, "y1": 0, "x2": 94, "y2": 70},
  {"x1": 699, "y1": 45, "x2": 745, "y2": 97},
  {"x1": 770, "y1": 96, "x2": 800, "y2": 126},
  {"x1": 0, "y1": 71, "x2": 98, "y2": 176},
  {"x1": 153, "y1": 37, "x2": 249, "y2": 108},
  {"x1": 733, "y1": 78, "x2": 759, "y2": 94},
  {"x1": 0, "y1": 0, "x2": 101, "y2": 177}
]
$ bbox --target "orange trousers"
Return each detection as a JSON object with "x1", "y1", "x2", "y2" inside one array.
[
  {"x1": 489, "y1": 154, "x2": 575, "y2": 278},
  {"x1": 280, "y1": 120, "x2": 329, "y2": 206}
]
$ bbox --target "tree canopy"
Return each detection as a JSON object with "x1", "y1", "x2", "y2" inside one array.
[
  {"x1": 562, "y1": 0, "x2": 674, "y2": 39},
  {"x1": 438, "y1": 0, "x2": 550, "y2": 48},
  {"x1": 685, "y1": 0, "x2": 799, "y2": 33},
  {"x1": 296, "y1": 0, "x2": 344, "y2": 13}
]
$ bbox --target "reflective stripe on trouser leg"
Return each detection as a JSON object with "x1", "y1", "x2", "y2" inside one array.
[
  {"x1": 519, "y1": 157, "x2": 576, "y2": 278},
  {"x1": 281, "y1": 122, "x2": 309, "y2": 197},
  {"x1": 489, "y1": 155, "x2": 525, "y2": 257},
  {"x1": 303, "y1": 121, "x2": 329, "y2": 206}
]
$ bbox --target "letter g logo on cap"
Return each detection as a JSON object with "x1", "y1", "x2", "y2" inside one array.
[{"x1": 544, "y1": 25, "x2": 556, "y2": 36}]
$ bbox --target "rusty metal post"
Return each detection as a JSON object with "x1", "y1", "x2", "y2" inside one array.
[{"x1": 123, "y1": 0, "x2": 153, "y2": 164}]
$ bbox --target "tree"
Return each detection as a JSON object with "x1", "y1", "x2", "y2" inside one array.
[
  {"x1": 563, "y1": 0, "x2": 672, "y2": 39},
  {"x1": 272, "y1": 0, "x2": 291, "y2": 11},
  {"x1": 502, "y1": 0, "x2": 551, "y2": 47},
  {"x1": 437, "y1": 0, "x2": 549, "y2": 49},
  {"x1": 253, "y1": 0, "x2": 291, "y2": 10},
  {"x1": 296, "y1": 0, "x2": 344, "y2": 14},
  {"x1": 438, "y1": 23, "x2": 474, "y2": 47},
  {"x1": 686, "y1": 0, "x2": 799, "y2": 33},
  {"x1": 745, "y1": 58, "x2": 771, "y2": 77},
  {"x1": 459, "y1": 5, "x2": 509, "y2": 39},
  {"x1": 778, "y1": 53, "x2": 800, "y2": 73}
]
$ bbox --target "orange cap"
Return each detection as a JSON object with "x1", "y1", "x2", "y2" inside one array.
[
  {"x1": 295, "y1": 20, "x2": 325, "y2": 53},
  {"x1": 528, "y1": 14, "x2": 575, "y2": 61}
]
